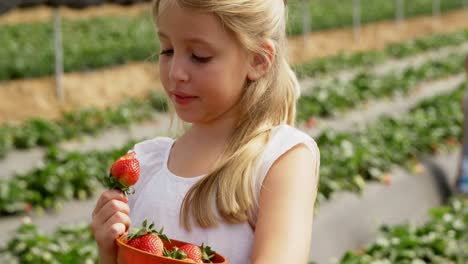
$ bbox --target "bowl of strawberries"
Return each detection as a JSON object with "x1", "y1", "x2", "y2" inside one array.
[{"x1": 116, "y1": 219, "x2": 228, "y2": 264}]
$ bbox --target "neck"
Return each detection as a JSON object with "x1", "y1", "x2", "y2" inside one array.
[
  {"x1": 177, "y1": 100, "x2": 242, "y2": 150},
  {"x1": 186, "y1": 113, "x2": 238, "y2": 146}
]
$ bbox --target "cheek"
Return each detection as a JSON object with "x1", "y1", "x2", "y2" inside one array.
[
  {"x1": 159, "y1": 60, "x2": 170, "y2": 90},
  {"x1": 199, "y1": 71, "x2": 245, "y2": 106}
]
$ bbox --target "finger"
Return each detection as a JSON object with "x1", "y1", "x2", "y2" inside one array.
[
  {"x1": 95, "y1": 199, "x2": 130, "y2": 225},
  {"x1": 92, "y1": 189, "x2": 128, "y2": 217},
  {"x1": 91, "y1": 211, "x2": 131, "y2": 249},
  {"x1": 105, "y1": 213, "x2": 131, "y2": 239}
]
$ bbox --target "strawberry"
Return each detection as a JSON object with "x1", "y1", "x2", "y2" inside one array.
[
  {"x1": 125, "y1": 219, "x2": 170, "y2": 256},
  {"x1": 306, "y1": 117, "x2": 316, "y2": 129},
  {"x1": 106, "y1": 151, "x2": 140, "y2": 195},
  {"x1": 178, "y1": 243, "x2": 216, "y2": 264}
]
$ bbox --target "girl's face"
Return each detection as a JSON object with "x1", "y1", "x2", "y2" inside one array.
[{"x1": 157, "y1": 3, "x2": 250, "y2": 125}]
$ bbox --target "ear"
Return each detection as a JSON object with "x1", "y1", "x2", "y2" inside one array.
[{"x1": 247, "y1": 39, "x2": 276, "y2": 81}]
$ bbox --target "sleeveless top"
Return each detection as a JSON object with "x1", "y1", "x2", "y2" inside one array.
[{"x1": 128, "y1": 124, "x2": 320, "y2": 264}]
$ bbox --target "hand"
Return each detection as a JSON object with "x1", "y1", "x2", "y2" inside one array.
[{"x1": 91, "y1": 189, "x2": 131, "y2": 261}]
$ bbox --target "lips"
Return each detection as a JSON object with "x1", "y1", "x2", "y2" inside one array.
[{"x1": 171, "y1": 91, "x2": 198, "y2": 106}]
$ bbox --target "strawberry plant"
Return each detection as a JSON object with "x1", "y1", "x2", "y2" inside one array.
[
  {"x1": 338, "y1": 197, "x2": 468, "y2": 264},
  {"x1": 13, "y1": 119, "x2": 64, "y2": 149},
  {"x1": 0, "y1": 220, "x2": 98, "y2": 264},
  {"x1": 0, "y1": 73, "x2": 465, "y2": 215},
  {"x1": 0, "y1": 141, "x2": 136, "y2": 215},
  {"x1": 0, "y1": 91, "x2": 167, "y2": 159},
  {"x1": 294, "y1": 29, "x2": 468, "y2": 79},
  {"x1": 1, "y1": 198, "x2": 465, "y2": 263},
  {"x1": 0, "y1": 81, "x2": 466, "y2": 215},
  {"x1": 287, "y1": 0, "x2": 466, "y2": 35},
  {"x1": 317, "y1": 82, "x2": 466, "y2": 200},
  {"x1": 0, "y1": 14, "x2": 159, "y2": 81},
  {"x1": 0, "y1": 125, "x2": 14, "y2": 158},
  {"x1": 1, "y1": 4, "x2": 468, "y2": 80},
  {"x1": 297, "y1": 52, "x2": 464, "y2": 120}
]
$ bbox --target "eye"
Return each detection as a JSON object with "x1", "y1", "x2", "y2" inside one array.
[
  {"x1": 192, "y1": 54, "x2": 212, "y2": 63},
  {"x1": 160, "y1": 49, "x2": 174, "y2": 56}
]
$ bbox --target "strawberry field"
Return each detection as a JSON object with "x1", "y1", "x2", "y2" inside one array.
[{"x1": 1, "y1": 1, "x2": 468, "y2": 264}]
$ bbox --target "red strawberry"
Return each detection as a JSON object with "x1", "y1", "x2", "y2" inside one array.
[
  {"x1": 306, "y1": 117, "x2": 316, "y2": 129},
  {"x1": 178, "y1": 243, "x2": 216, "y2": 264},
  {"x1": 107, "y1": 151, "x2": 140, "y2": 194},
  {"x1": 381, "y1": 174, "x2": 392, "y2": 185},
  {"x1": 125, "y1": 219, "x2": 170, "y2": 256}
]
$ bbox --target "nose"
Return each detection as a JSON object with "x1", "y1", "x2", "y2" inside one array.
[{"x1": 169, "y1": 55, "x2": 189, "y2": 83}]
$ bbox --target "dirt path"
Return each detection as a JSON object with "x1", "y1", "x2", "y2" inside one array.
[
  {"x1": 0, "y1": 63, "x2": 162, "y2": 123},
  {"x1": 0, "y1": 2, "x2": 149, "y2": 25},
  {"x1": 0, "y1": 10, "x2": 467, "y2": 123},
  {"x1": 288, "y1": 10, "x2": 468, "y2": 64}
]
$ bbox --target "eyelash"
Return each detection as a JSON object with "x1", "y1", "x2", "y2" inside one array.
[{"x1": 160, "y1": 49, "x2": 212, "y2": 63}]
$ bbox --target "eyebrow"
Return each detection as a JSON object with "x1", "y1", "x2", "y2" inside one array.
[{"x1": 157, "y1": 31, "x2": 214, "y2": 47}]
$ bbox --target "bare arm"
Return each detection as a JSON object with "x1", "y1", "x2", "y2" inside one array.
[{"x1": 251, "y1": 143, "x2": 320, "y2": 264}]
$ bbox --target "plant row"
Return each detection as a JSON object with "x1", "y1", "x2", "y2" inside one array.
[
  {"x1": 0, "y1": 80, "x2": 465, "y2": 216},
  {"x1": 1, "y1": 1, "x2": 150, "y2": 15},
  {"x1": 1, "y1": 35, "x2": 465, "y2": 159},
  {"x1": 0, "y1": 141, "x2": 135, "y2": 215},
  {"x1": 0, "y1": 220, "x2": 97, "y2": 264},
  {"x1": 316, "y1": 81, "x2": 465, "y2": 201},
  {"x1": 0, "y1": 81, "x2": 466, "y2": 263},
  {"x1": 1, "y1": 4, "x2": 468, "y2": 81},
  {"x1": 297, "y1": 52, "x2": 465, "y2": 120},
  {"x1": 0, "y1": 91, "x2": 167, "y2": 158},
  {"x1": 338, "y1": 197, "x2": 467, "y2": 264},
  {"x1": 293, "y1": 29, "x2": 468, "y2": 78},
  {"x1": 0, "y1": 13, "x2": 159, "y2": 80},
  {"x1": 286, "y1": 0, "x2": 466, "y2": 35},
  {"x1": 1, "y1": 197, "x2": 466, "y2": 264}
]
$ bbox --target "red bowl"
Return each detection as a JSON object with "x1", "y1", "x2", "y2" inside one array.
[{"x1": 116, "y1": 236, "x2": 228, "y2": 264}]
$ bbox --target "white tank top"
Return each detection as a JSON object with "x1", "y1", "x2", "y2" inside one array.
[{"x1": 128, "y1": 124, "x2": 319, "y2": 264}]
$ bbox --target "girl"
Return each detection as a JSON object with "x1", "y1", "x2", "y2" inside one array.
[{"x1": 91, "y1": 0, "x2": 320, "y2": 263}]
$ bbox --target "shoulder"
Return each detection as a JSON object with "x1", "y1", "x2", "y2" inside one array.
[
  {"x1": 259, "y1": 124, "x2": 319, "y2": 175},
  {"x1": 268, "y1": 124, "x2": 319, "y2": 153},
  {"x1": 132, "y1": 136, "x2": 174, "y2": 165},
  {"x1": 266, "y1": 124, "x2": 319, "y2": 179},
  {"x1": 127, "y1": 136, "x2": 174, "y2": 208},
  {"x1": 130, "y1": 136, "x2": 175, "y2": 179},
  {"x1": 253, "y1": 125, "x2": 320, "y2": 197}
]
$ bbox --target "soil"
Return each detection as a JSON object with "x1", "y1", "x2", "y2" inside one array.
[
  {"x1": 0, "y1": 9, "x2": 467, "y2": 124},
  {"x1": 0, "y1": 63, "x2": 162, "y2": 123},
  {"x1": 0, "y1": 3, "x2": 149, "y2": 25}
]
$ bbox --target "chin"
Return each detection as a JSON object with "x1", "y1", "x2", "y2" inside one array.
[{"x1": 174, "y1": 111, "x2": 200, "y2": 124}]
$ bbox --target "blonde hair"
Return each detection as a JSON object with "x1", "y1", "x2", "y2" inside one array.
[{"x1": 152, "y1": 0, "x2": 300, "y2": 230}]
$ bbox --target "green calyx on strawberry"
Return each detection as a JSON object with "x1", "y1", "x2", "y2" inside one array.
[
  {"x1": 125, "y1": 219, "x2": 171, "y2": 256},
  {"x1": 106, "y1": 151, "x2": 140, "y2": 195},
  {"x1": 163, "y1": 247, "x2": 188, "y2": 260}
]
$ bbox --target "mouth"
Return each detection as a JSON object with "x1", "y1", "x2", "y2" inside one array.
[{"x1": 172, "y1": 92, "x2": 198, "y2": 105}]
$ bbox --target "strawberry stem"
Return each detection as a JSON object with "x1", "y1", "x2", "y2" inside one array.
[
  {"x1": 164, "y1": 246, "x2": 187, "y2": 259},
  {"x1": 126, "y1": 219, "x2": 171, "y2": 243},
  {"x1": 104, "y1": 173, "x2": 134, "y2": 195},
  {"x1": 201, "y1": 243, "x2": 216, "y2": 263}
]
